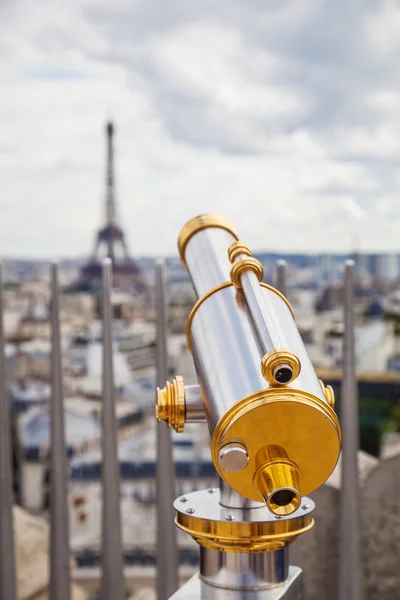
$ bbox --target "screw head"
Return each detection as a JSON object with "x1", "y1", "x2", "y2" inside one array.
[
  {"x1": 180, "y1": 497, "x2": 188, "y2": 503},
  {"x1": 225, "y1": 514, "x2": 236, "y2": 521},
  {"x1": 186, "y1": 508, "x2": 195, "y2": 514},
  {"x1": 302, "y1": 504, "x2": 311, "y2": 510},
  {"x1": 207, "y1": 488, "x2": 216, "y2": 494},
  {"x1": 219, "y1": 442, "x2": 249, "y2": 472}
]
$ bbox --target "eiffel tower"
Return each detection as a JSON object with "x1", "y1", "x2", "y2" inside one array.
[{"x1": 79, "y1": 121, "x2": 146, "y2": 290}]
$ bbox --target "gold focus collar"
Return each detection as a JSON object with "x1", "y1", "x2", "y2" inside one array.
[{"x1": 178, "y1": 214, "x2": 238, "y2": 269}]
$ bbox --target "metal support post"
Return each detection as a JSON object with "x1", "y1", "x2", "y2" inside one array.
[
  {"x1": 100, "y1": 258, "x2": 125, "y2": 600},
  {"x1": 339, "y1": 260, "x2": 363, "y2": 600},
  {"x1": 155, "y1": 260, "x2": 179, "y2": 599},
  {"x1": 169, "y1": 482, "x2": 308, "y2": 599},
  {"x1": 0, "y1": 264, "x2": 17, "y2": 600},
  {"x1": 49, "y1": 262, "x2": 71, "y2": 600}
]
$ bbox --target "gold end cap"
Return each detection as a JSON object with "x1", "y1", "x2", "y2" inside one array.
[
  {"x1": 178, "y1": 214, "x2": 238, "y2": 269},
  {"x1": 211, "y1": 387, "x2": 341, "y2": 503},
  {"x1": 155, "y1": 376, "x2": 185, "y2": 433},
  {"x1": 261, "y1": 349, "x2": 301, "y2": 385}
]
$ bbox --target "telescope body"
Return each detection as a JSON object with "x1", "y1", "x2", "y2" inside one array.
[{"x1": 158, "y1": 215, "x2": 341, "y2": 514}]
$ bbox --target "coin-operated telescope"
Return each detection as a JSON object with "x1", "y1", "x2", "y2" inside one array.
[{"x1": 157, "y1": 214, "x2": 341, "y2": 599}]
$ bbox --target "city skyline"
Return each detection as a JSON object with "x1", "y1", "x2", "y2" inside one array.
[{"x1": 1, "y1": 1, "x2": 400, "y2": 258}]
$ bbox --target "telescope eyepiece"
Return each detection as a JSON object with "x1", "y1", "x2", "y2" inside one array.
[
  {"x1": 261, "y1": 350, "x2": 300, "y2": 386},
  {"x1": 253, "y1": 447, "x2": 302, "y2": 516},
  {"x1": 273, "y1": 364, "x2": 293, "y2": 385}
]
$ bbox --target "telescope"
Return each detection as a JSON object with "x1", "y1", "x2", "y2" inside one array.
[{"x1": 156, "y1": 214, "x2": 341, "y2": 599}]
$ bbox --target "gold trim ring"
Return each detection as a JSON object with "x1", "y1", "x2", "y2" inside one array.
[
  {"x1": 175, "y1": 515, "x2": 314, "y2": 553},
  {"x1": 178, "y1": 214, "x2": 238, "y2": 269},
  {"x1": 261, "y1": 349, "x2": 301, "y2": 385},
  {"x1": 230, "y1": 257, "x2": 264, "y2": 288},
  {"x1": 185, "y1": 282, "x2": 295, "y2": 353},
  {"x1": 174, "y1": 489, "x2": 314, "y2": 552}
]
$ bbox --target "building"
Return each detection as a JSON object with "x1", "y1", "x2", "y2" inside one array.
[
  {"x1": 17, "y1": 398, "x2": 143, "y2": 511},
  {"x1": 18, "y1": 303, "x2": 50, "y2": 341},
  {"x1": 69, "y1": 424, "x2": 215, "y2": 598}
]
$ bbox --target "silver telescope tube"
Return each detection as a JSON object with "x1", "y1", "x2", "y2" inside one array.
[{"x1": 157, "y1": 214, "x2": 341, "y2": 515}]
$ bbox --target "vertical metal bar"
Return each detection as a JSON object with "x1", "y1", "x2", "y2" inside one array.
[
  {"x1": 49, "y1": 262, "x2": 71, "y2": 600},
  {"x1": 0, "y1": 264, "x2": 17, "y2": 600},
  {"x1": 155, "y1": 260, "x2": 179, "y2": 600},
  {"x1": 339, "y1": 260, "x2": 363, "y2": 600},
  {"x1": 100, "y1": 258, "x2": 125, "y2": 600},
  {"x1": 276, "y1": 259, "x2": 287, "y2": 297}
]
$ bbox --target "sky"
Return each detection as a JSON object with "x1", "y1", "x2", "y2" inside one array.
[{"x1": 0, "y1": 0, "x2": 400, "y2": 258}]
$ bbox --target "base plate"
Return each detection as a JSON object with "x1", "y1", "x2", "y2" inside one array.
[{"x1": 169, "y1": 568, "x2": 303, "y2": 599}]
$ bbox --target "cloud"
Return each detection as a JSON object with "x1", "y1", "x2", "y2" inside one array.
[{"x1": 0, "y1": 0, "x2": 399, "y2": 258}]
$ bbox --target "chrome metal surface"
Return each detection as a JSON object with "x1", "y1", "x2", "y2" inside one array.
[
  {"x1": 240, "y1": 269, "x2": 275, "y2": 355},
  {"x1": 100, "y1": 259, "x2": 125, "y2": 600},
  {"x1": 0, "y1": 264, "x2": 17, "y2": 600},
  {"x1": 184, "y1": 228, "x2": 237, "y2": 296},
  {"x1": 186, "y1": 227, "x2": 326, "y2": 437},
  {"x1": 169, "y1": 569, "x2": 303, "y2": 599},
  {"x1": 339, "y1": 260, "x2": 364, "y2": 600},
  {"x1": 230, "y1": 245, "x2": 273, "y2": 355},
  {"x1": 49, "y1": 263, "x2": 71, "y2": 600},
  {"x1": 275, "y1": 260, "x2": 287, "y2": 297},
  {"x1": 219, "y1": 443, "x2": 249, "y2": 472},
  {"x1": 185, "y1": 384, "x2": 206, "y2": 422},
  {"x1": 200, "y1": 546, "x2": 288, "y2": 589},
  {"x1": 174, "y1": 489, "x2": 314, "y2": 524},
  {"x1": 155, "y1": 260, "x2": 179, "y2": 600},
  {"x1": 219, "y1": 479, "x2": 264, "y2": 510},
  {"x1": 190, "y1": 285, "x2": 325, "y2": 433}
]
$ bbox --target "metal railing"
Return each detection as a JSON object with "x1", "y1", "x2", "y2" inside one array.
[
  {"x1": 0, "y1": 263, "x2": 17, "y2": 600},
  {"x1": 0, "y1": 257, "x2": 366, "y2": 599}
]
